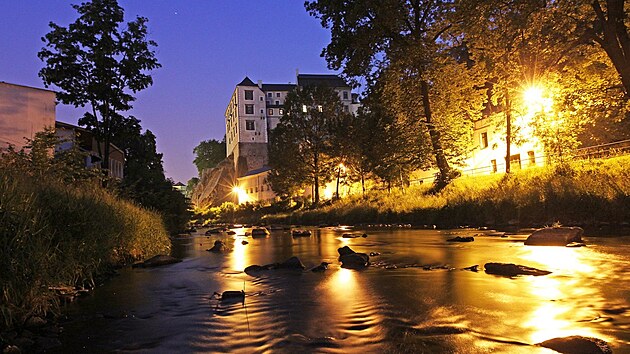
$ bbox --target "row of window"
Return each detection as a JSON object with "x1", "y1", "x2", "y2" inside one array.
[
  {"x1": 245, "y1": 104, "x2": 287, "y2": 116},
  {"x1": 268, "y1": 108, "x2": 284, "y2": 115},
  {"x1": 245, "y1": 184, "x2": 271, "y2": 194},
  {"x1": 489, "y1": 151, "x2": 536, "y2": 173}
]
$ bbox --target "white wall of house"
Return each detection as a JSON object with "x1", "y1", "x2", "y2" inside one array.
[{"x1": 0, "y1": 82, "x2": 56, "y2": 150}]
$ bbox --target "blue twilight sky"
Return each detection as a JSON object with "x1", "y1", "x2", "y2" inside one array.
[{"x1": 0, "y1": 0, "x2": 335, "y2": 183}]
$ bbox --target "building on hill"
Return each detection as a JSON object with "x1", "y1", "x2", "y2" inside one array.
[
  {"x1": 220, "y1": 73, "x2": 359, "y2": 205},
  {"x1": 0, "y1": 81, "x2": 56, "y2": 150}
]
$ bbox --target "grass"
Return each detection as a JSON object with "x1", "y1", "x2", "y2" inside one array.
[
  {"x1": 262, "y1": 156, "x2": 630, "y2": 228},
  {"x1": 0, "y1": 170, "x2": 170, "y2": 331}
]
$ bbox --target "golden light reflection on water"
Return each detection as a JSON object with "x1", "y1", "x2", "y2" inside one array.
[
  {"x1": 229, "y1": 237, "x2": 249, "y2": 272},
  {"x1": 521, "y1": 246, "x2": 607, "y2": 344},
  {"x1": 522, "y1": 246, "x2": 594, "y2": 274}
]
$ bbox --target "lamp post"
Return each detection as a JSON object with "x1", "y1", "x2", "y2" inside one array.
[{"x1": 335, "y1": 163, "x2": 345, "y2": 200}]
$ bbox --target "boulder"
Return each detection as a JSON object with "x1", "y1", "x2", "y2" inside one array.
[
  {"x1": 337, "y1": 245, "x2": 370, "y2": 269},
  {"x1": 524, "y1": 227, "x2": 583, "y2": 246},
  {"x1": 214, "y1": 290, "x2": 245, "y2": 303},
  {"x1": 447, "y1": 236, "x2": 474, "y2": 242},
  {"x1": 311, "y1": 262, "x2": 329, "y2": 272},
  {"x1": 339, "y1": 253, "x2": 370, "y2": 269},
  {"x1": 484, "y1": 262, "x2": 551, "y2": 277},
  {"x1": 278, "y1": 256, "x2": 306, "y2": 269},
  {"x1": 132, "y1": 255, "x2": 182, "y2": 268},
  {"x1": 537, "y1": 335, "x2": 612, "y2": 354},
  {"x1": 338, "y1": 246, "x2": 356, "y2": 256},
  {"x1": 207, "y1": 240, "x2": 228, "y2": 253}
]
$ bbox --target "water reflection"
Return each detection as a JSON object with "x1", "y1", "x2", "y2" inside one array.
[
  {"x1": 56, "y1": 230, "x2": 630, "y2": 353},
  {"x1": 229, "y1": 236, "x2": 249, "y2": 273},
  {"x1": 522, "y1": 245, "x2": 611, "y2": 344}
]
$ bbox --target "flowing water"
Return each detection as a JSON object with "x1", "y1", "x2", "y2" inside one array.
[{"x1": 56, "y1": 228, "x2": 630, "y2": 353}]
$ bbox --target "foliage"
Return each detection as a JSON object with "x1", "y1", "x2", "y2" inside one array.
[
  {"x1": 193, "y1": 138, "x2": 226, "y2": 174},
  {"x1": 268, "y1": 85, "x2": 351, "y2": 205},
  {"x1": 0, "y1": 137, "x2": 169, "y2": 331},
  {"x1": 110, "y1": 116, "x2": 191, "y2": 234},
  {"x1": 305, "y1": 0, "x2": 486, "y2": 188},
  {"x1": 263, "y1": 156, "x2": 630, "y2": 228},
  {"x1": 38, "y1": 0, "x2": 160, "y2": 173}
]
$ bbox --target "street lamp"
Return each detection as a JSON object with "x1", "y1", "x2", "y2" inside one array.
[{"x1": 335, "y1": 163, "x2": 345, "y2": 200}]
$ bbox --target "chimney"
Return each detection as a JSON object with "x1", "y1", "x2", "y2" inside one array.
[
  {"x1": 295, "y1": 68, "x2": 299, "y2": 82},
  {"x1": 257, "y1": 80, "x2": 262, "y2": 89}
]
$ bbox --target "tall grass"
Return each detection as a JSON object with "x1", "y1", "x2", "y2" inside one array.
[
  {"x1": 263, "y1": 156, "x2": 630, "y2": 228},
  {"x1": 0, "y1": 170, "x2": 170, "y2": 330}
]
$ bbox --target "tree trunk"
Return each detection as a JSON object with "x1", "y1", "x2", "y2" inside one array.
[
  {"x1": 313, "y1": 153, "x2": 320, "y2": 206},
  {"x1": 361, "y1": 170, "x2": 365, "y2": 196},
  {"x1": 505, "y1": 93, "x2": 512, "y2": 174},
  {"x1": 421, "y1": 80, "x2": 451, "y2": 187},
  {"x1": 592, "y1": 0, "x2": 630, "y2": 96}
]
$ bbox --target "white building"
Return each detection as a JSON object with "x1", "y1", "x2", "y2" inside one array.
[{"x1": 225, "y1": 73, "x2": 358, "y2": 205}]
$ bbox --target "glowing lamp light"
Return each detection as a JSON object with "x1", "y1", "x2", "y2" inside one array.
[
  {"x1": 232, "y1": 186, "x2": 249, "y2": 204},
  {"x1": 523, "y1": 86, "x2": 544, "y2": 107},
  {"x1": 523, "y1": 85, "x2": 552, "y2": 114}
]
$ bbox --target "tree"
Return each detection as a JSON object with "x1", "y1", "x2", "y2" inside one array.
[
  {"x1": 268, "y1": 85, "x2": 349, "y2": 205},
  {"x1": 193, "y1": 138, "x2": 226, "y2": 174},
  {"x1": 462, "y1": 0, "x2": 628, "y2": 165},
  {"x1": 38, "y1": 0, "x2": 160, "y2": 176},
  {"x1": 111, "y1": 117, "x2": 191, "y2": 234},
  {"x1": 306, "y1": 0, "x2": 486, "y2": 188}
]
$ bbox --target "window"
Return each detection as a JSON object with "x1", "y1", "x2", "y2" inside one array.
[
  {"x1": 246, "y1": 120, "x2": 255, "y2": 130},
  {"x1": 268, "y1": 108, "x2": 274, "y2": 115},
  {"x1": 268, "y1": 92, "x2": 272, "y2": 97},
  {"x1": 317, "y1": 105, "x2": 323, "y2": 112},
  {"x1": 510, "y1": 154, "x2": 522, "y2": 170},
  {"x1": 260, "y1": 109, "x2": 264, "y2": 114},
  {"x1": 491, "y1": 159, "x2": 497, "y2": 173},
  {"x1": 528, "y1": 151, "x2": 536, "y2": 165},
  {"x1": 343, "y1": 105, "x2": 349, "y2": 112},
  {"x1": 343, "y1": 91, "x2": 349, "y2": 100},
  {"x1": 244, "y1": 90, "x2": 253, "y2": 100},
  {"x1": 480, "y1": 132, "x2": 488, "y2": 149},
  {"x1": 245, "y1": 104, "x2": 254, "y2": 114},
  {"x1": 302, "y1": 105, "x2": 307, "y2": 113},
  {"x1": 255, "y1": 187, "x2": 258, "y2": 192},
  {"x1": 260, "y1": 97, "x2": 263, "y2": 101},
  {"x1": 279, "y1": 108, "x2": 284, "y2": 115},
  {"x1": 275, "y1": 100, "x2": 279, "y2": 105},
  {"x1": 276, "y1": 92, "x2": 281, "y2": 97}
]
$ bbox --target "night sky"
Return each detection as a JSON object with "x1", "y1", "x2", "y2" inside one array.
[{"x1": 0, "y1": 0, "x2": 335, "y2": 183}]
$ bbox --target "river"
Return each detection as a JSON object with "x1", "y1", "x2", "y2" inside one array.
[{"x1": 55, "y1": 227, "x2": 630, "y2": 353}]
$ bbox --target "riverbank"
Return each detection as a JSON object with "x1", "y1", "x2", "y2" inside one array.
[
  {"x1": 0, "y1": 170, "x2": 171, "y2": 350},
  {"x1": 261, "y1": 156, "x2": 630, "y2": 231}
]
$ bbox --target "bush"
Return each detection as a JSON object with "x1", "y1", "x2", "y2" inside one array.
[
  {"x1": 0, "y1": 134, "x2": 171, "y2": 331},
  {"x1": 262, "y1": 156, "x2": 630, "y2": 227}
]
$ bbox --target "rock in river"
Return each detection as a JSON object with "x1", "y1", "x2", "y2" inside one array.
[
  {"x1": 447, "y1": 236, "x2": 474, "y2": 242},
  {"x1": 132, "y1": 255, "x2": 182, "y2": 268},
  {"x1": 524, "y1": 226, "x2": 583, "y2": 246},
  {"x1": 537, "y1": 335, "x2": 612, "y2": 354},
  {"x1": 207, "y1": 240, "x2": 228, "y2": 253},
  {"x1": 337, "y1": 246, "x2": 369, "y2": 269},
  {"x1": 484, "y1": 262, "x2": 551, "y2": 277}
]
